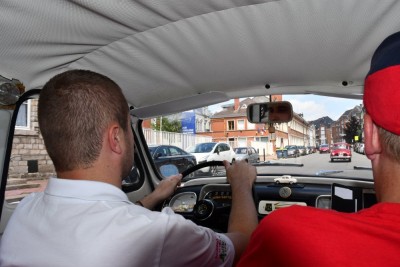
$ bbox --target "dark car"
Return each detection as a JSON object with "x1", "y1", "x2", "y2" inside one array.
[
  {"x1": 285, "y1": 145, "x2": 299, "y2": 158},
  {"x1": 148, "y1": 145, "x2": 196, "y2": 177}
]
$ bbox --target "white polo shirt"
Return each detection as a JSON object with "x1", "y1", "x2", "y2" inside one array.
[{"x1": 0, "y1": 178, "x2": 234, "y2": 267}]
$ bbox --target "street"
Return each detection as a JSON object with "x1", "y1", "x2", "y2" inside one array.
[
  {"x1": 207, "y1": 151, "x2": 373, "y2": 180},
  {"x1": 256, "y1": 151, "x2": 373, "y2": 180}
]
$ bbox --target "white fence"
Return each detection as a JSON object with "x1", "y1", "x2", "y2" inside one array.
[{"x1": 143, "y1": 128, "x2": 212, "y2": 150}]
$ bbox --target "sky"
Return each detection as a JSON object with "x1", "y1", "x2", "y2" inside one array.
[{"x1": 209, "y1": 95, "x2": 362, "y2": 122}]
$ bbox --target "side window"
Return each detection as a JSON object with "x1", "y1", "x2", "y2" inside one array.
[
  {"x1": 159, "y1": 146, "x2": 168, "y2": 157},
  {"x1": 169, "y1": 147, "x2": 182, "y2": 156},
  {"x1": 224, "y1": 144, "x2": 230, "y2": 151},
  {"x1": 6, "y1": 99, "x2": 55, "y2": 204},
  {"x1": 215, "y1": 145, "x2": 221, "y2": 153},
  {"x1": 15, "y1": 100, "x2": 30, "y2": 129}
]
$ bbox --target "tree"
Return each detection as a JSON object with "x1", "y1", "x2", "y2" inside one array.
[
  {"x1": 344, "y1": 116, "x2": 362, "y2": 144},
  {"x1": 151, "y1": 117, "x2": 182, "y2": 133}
]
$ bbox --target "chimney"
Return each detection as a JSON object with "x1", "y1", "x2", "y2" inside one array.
[
  {"x1": 234, "y1": 98, "x2": 240, "y2": 110},
  {"x1": 271, "y1": 95, "x2": 283, "y2": 101}
]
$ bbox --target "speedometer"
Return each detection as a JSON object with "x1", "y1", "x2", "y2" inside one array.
[
  {"x1": 204, "y1": 191, "x2": 232, "y2": 203},
  {"x1": 169, "y1": 192, "x2": 197, "y2": 213}
]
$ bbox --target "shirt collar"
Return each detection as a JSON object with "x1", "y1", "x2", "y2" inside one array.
[{"x1": 45, "y1": 177, "x2": 131, "y2": 203}]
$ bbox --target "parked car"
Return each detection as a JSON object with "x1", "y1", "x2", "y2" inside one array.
[
  {"x1": 307, "y1": 146, "x2": 316, "y2": 154},
  {"x1": 319, "y1": 144, "x2": 330, "y2": 154},
  {"x1": 234, "y1": 147, "x2": 260, "y2": 164},
  {"x1": 354, "y1": 142, "x2": 365, "y2": 154},
  {"x1": 330, "y1": 143, "x2": 352, "y2": 162},
  {"x1": 297, "y1": 146, "x2": 307, "y2": 156},
  {"x1": 186, "y1": 142, "x2": 236, "y2": 173},
  {"x1": 285, "y1": 145, "x2": 299, "y2": 158},
  {"x1": 148, "y1": 145, "x2": 197, "y2": 177}
]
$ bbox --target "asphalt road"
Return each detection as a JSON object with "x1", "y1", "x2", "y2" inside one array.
[{"x1": 256, "y1": 151, "x2": 373, "y2": 180}]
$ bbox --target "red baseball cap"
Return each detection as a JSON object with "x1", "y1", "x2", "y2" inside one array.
[{"x1": 364, "y1": 31, "x2": 400, "y2": 135}]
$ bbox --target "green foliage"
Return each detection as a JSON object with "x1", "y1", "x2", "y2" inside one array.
[
  {"x1": 151, "y1": 117, "x2": 182, "y2": 133},
  {"x1": 344, "y1": 116, "x2": 362, "y2": 143}
]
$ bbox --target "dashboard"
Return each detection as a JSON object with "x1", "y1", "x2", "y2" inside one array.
[{"x1": 164, "y1": 176, "x2": 377, "y2": 232}]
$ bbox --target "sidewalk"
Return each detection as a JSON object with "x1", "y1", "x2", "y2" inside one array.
[
  {"x1": 262, "y1": 154, "x2": 277, "y2": 161},
  {"x1": 5, "y1": 179, "x2": 48, "y2": 202}
]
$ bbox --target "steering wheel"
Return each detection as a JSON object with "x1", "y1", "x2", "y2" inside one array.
[
  {"x1": 180, "y1": 161, "x2": 232, "y2": 231},
  {"x1": 181, "y1": 160, "x2": 225, "y2": 179}
]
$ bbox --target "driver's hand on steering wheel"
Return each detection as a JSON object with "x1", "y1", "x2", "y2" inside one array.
[
  {"x1": 154, "y1": 174, "x2": 183, "y2": 200},
  {"x1": 138, "y1": 174, "x2": 182, "y2": 210},
  {"x1": 223, "y1": 160, "x2": 257, "y2": 190}
]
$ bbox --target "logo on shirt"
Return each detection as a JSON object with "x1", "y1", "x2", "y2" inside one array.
[{"x1": 215, "y1": 236, "x2": 228, "y2": 262}]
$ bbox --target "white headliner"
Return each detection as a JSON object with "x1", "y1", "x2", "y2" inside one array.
[{"x1": 1, "y1": 0, "x2": 400, "y2": 117}]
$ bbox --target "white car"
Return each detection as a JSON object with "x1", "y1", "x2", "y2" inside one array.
[
  {"x1": 186, "y1": 142, "x2": 236, "y2": 174},
  {"x1": 274, "y1": 175, "x2": 298, "y2": 184}
]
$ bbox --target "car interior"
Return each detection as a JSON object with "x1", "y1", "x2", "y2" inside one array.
[{"x1": 0, "y1": 0, "x2": 399, "y2": 251}]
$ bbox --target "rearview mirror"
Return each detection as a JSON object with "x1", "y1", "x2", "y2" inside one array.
[{"x1": 247, "y1": 101, "x2": 293, "y2": 123}]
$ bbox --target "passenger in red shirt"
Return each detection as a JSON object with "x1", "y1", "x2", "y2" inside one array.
[{"x1": 237, "y1": 31, "x2": 400, "y2": 267}]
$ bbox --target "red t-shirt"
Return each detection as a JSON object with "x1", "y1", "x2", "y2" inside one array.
[{"x1": 237, "y1": 203, "x2": 400, "y2": 267}]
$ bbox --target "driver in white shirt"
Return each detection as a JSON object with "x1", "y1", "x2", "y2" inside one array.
[{"x1": 0, "y1": 69, "x2": 258, "y2": 267}]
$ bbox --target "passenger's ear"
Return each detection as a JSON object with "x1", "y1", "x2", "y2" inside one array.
[
  {"x1": 108, "y1": 124, "x2": 122, "y2": 154},
  {"x1": 364, "y1": 113, "x2": 382, "y2": 160}
]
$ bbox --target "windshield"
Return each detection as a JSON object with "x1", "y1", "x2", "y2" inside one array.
[
  {"x1": 186, "y1": 143, "x2": 215, "y2": 153},
  {"x1": 234, "y1": 148, "x2": 247, "y2": 154},
  {"x1": 332, "y1": 144, "x2": 349, "y2": 149},
  {"x1": 143, "y1": 95, "x2": 372, "y2": 181}
]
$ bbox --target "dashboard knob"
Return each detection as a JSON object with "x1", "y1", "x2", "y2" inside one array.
[{"x1": 193, "y1": 199, "x2": 214, "y2": 221}]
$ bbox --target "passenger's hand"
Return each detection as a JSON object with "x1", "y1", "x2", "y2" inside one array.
[{"x1": 223, "y1": 160, "x2": 257, "y2": 190}]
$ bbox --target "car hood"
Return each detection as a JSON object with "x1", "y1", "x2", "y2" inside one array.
[
  {"x1": 190, "y1": 153, "x2": 211, "y2": 162},
  {"x1": 2, "y1": 1, "x2": 400, "y2": 117}
]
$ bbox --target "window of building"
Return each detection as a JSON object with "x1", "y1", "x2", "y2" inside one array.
[
  {"x1": 237, "y1": 119, "x2": 245, "y2": 130},
  {"x1": 15, "y1": 100, "x2": 30, "y2": 129},
  {"x1": 255, "y1": 137, "x2": 269, "y2": 142},
  {"x1": 247, "y1": 122, "x2": 255, "y2": 130},
  {"x1": 228, "y1": 120, "x2": 235, "y2": 130}
]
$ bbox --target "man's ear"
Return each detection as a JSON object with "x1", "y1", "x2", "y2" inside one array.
[
  {"x1": 108, "y1": 125, "x2": 122, "y2": 154},
  {"x1": 364, "y1": 113, "x2": 382, "y2": 160}
]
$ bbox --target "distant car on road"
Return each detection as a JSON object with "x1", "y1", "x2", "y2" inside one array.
[
  {"x1": 148, "y1": 145, "x2": 197, "y2": 176},
  {"x1": 330, "y1": 142, "x2": 352, "y2": 162},
  {"x1": 319, "y1": 144, "x2": 330, "y2": 153},
  {"x1": 234, "y1": 147, "x2": 260, "y2": 163}
]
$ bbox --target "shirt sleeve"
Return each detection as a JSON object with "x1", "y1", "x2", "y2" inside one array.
[{"x1": 159, "y1": 208, "x2": 234, "y2": 267}]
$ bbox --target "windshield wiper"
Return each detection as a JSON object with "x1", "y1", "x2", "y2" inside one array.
[
  {"x1": 254, "y1": 161, "x2": 304, "y2": 167},
  {"x1": 315, "y1": 170, "x2": 344, "y2": 176},
  {"x1": 353, "y1": 166, "x2": 372, "y2": 170}
]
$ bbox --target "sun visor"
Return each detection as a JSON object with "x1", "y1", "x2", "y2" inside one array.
[{"x1": 130, "y1": 91, "x2": 229, "y2": 119}]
